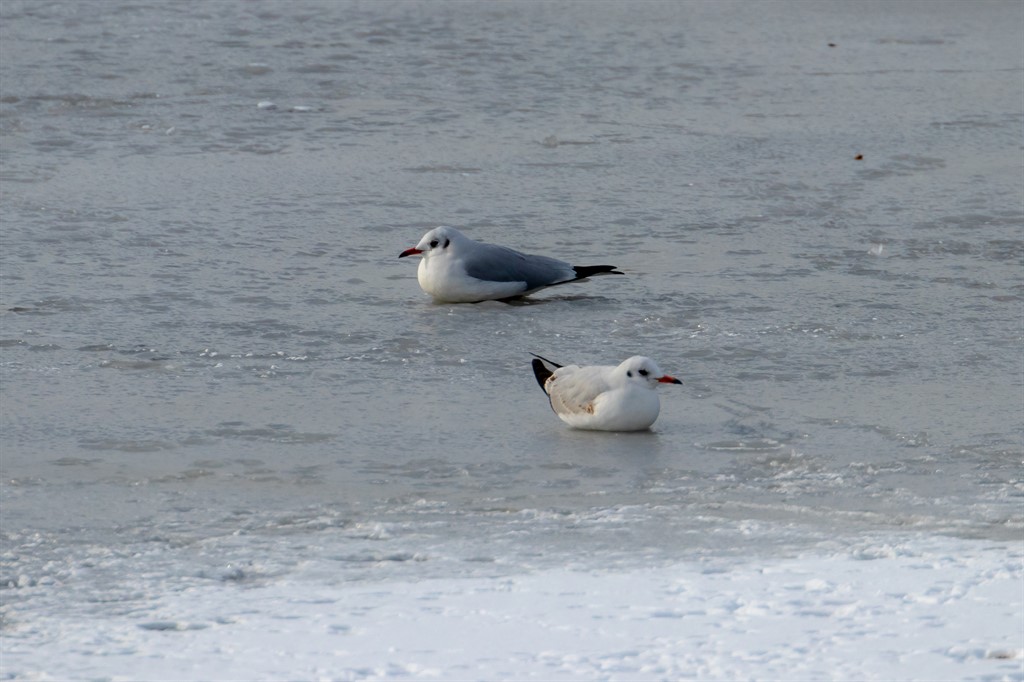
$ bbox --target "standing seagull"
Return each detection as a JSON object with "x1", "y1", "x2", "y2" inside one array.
[
  {"x1": 531, "y1": 354, "x2": 682, "y2": 431},
  {"x1": 398, "y1": 226, "x2": 623, "y2": 303}
]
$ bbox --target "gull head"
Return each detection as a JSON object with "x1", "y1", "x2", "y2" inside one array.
[
  {"x1": 614, "y1": 356, "x2": 682, "y2": 389},
  {"x1": 399, "y1": 226, "x2": 465, "y2": 259}
]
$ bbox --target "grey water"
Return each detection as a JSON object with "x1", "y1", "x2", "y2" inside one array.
[{"x1": 1, "y1": 0, "x2": 1021, "y2": 648}]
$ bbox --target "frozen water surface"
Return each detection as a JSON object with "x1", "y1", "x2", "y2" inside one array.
[{"x1": 1, "y1": 0, "x2": 1021, "y2": 679}]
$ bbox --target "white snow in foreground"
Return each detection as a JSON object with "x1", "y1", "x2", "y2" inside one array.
[{"x1": 3, "y1": 537, "x2": 1022, "y2": 681}]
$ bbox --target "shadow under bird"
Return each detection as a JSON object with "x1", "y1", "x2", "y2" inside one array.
[
  {"x1": 530, "y1": 354, "x2": 682, "y2": 431},
  {"x1": 398, "y1": 226, "x2": 623, "y2": 303}
]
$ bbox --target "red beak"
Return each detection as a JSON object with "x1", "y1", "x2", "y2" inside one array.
[
  {"x1": 398, "y1": 247, "x2": 423, "y2": 258},
  {"x1": 658, "y1": 375, "x2": 682, "y2": 384}
]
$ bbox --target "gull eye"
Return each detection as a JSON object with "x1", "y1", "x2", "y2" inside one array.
[
  {"x1": 429, "y1": 239, "x2": 439, "y2": 248},
  {"x1": 639, "y1": 368, "x2": 649, "y2": 377},
  {"x1": 626, "y1": 371, "x2": 633, "y2": 377}
]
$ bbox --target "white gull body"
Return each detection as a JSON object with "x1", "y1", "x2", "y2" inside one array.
[
  {"x1": 398, "y1": 226, "x2": 622, "y2": 303},
  {"x1": 531, "y1": 354, "x2": 682, "y2": 431}
]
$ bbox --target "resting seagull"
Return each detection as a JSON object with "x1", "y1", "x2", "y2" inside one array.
[
  {"x1": 531, "y1": 354, "x2": 682, "y2": 431},
  {"x1": 398, "y1": 226, "x2": 623, "y2": 303}
]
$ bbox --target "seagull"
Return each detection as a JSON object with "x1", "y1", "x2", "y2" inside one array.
[
  {"x1": 398, "y1": 226, "x2": 623, "y2": 303},
  {"x1": 530, "y1": 353, "x2": 682, "y2": 431}
]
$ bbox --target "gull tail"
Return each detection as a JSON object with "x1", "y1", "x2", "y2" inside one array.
[
  {"x1": 571, "y1": 265, "x2": 624, "y2": 280},
  {"x1": 529, "y1": 353, "x2": 562, "y2": 390}
]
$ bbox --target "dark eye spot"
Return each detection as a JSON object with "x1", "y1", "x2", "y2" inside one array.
[
  {"x1": 443, "y1": 238, "x2": 450, "y2": 248},
  {"x1": 626, "y1": 371, "x2": 633, "y2": 377},
  {"x1": 639, "y1": 368, "x2": 649, "y2": 376},
  {"x1": 429, "y1": 239, "x2": 439, "y2": 248}
]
